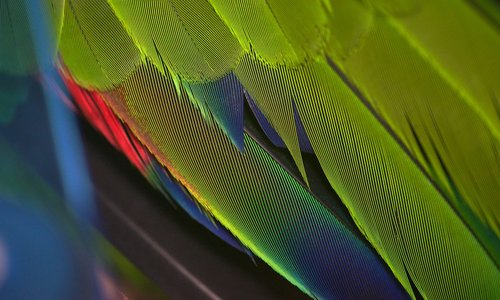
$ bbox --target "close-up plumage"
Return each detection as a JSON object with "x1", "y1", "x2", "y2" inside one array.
[{"x1": 0, "y1": 0, "x2": 499, "y2": 299}]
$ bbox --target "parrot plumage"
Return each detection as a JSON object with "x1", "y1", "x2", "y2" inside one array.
[{"x1": 1, "y1": 0, "x2": 499, "y2": 298}]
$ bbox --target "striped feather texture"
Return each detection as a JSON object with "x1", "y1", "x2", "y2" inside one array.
[{"x1": 4, "y1": 0, "x2": 500, "y2": 298}]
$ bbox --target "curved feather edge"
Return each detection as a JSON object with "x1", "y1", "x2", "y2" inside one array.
[{"x1": 60, "y1": 74, "x2": 249, "y2": 254}]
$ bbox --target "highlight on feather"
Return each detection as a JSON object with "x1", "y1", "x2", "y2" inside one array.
[{"x1": 2, "y1": 0, "x2": 499, "y2": 298}]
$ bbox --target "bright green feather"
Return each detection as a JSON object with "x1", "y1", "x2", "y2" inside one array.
[{"x1": 46, "y1": 0, "x2": 500, "y2": 298}]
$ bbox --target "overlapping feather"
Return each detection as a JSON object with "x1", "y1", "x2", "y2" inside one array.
[{"x1": 3, "y1": 0, "x2": 499, "y2": 298}]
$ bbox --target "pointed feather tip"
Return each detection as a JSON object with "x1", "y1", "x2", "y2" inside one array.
[
  {"x1": 245, "y1": 91, "x2": 310, "y2": 186},
  {"x1": 180, "y1": 74, "x2": 246, "y2": 152}
]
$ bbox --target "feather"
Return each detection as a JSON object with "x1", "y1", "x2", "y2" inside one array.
[
  {"x1": 327, "y1": 0, "x2": 500, "y2": 261},
  {"x1": 63, "y1": 76, "x2": 248, "y2": 253},
  {"x1": 63, "y1": 61, "x2": 408, "y2": 299},
  {"x1": 12, "y1": 0, "x2": 499, "y2": 298},
  {"x1": 58, "y1": 0, "x2": 143, "y2": 89},
  {"x1": 107, "y1": 0, "x2": 243, "y2": 81}
]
